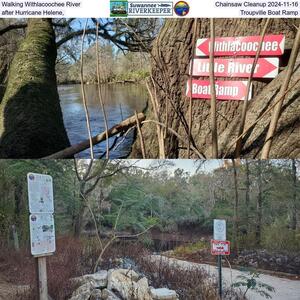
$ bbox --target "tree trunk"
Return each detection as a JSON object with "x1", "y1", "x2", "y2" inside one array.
[
  {"x1": 132, "y1": 19, "x2": 300, "y2": 158},
  {"x1": 0, "y1": 19, "x2": 70, "y2": 158},
  {"x1": 245, "y1": 159, "x2": 250, "y2": 233},
  {"x1": 73, "y1": 207, "x2": 84, "y2": 238},
  {"x1": 232, "y1": 159, "x2": 239, "y2": 256},
  {"x1": 255, "y1": 160, "x2": 263, "y2": 247},
  {"x1": 291, "y1": 159, "x2": 297, "y2": 231}
]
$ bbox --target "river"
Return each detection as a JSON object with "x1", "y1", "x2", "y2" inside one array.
[{"x1": 58, "y1": 83, "x2": 148, "y2": 158}]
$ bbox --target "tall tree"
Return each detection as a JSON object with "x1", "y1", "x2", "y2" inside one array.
[
  {"x1": 232, "y1": 159, "x2": 239, "y2": 256},
  {"x1": 291, "y1": 159, "x2": 298, "y2": 231},
  {"x1": 255, "y1": 160, "x2": 263, "y2": 247},
  {"x1": 0, "y1": 18, "x2": 158, "y2": 158},
  {"x1": 245, "y1": 159, "x2": 250, "y2": 233},
  {"x1": 0, "y1": 19, "x2": 70, "y2": 158}
]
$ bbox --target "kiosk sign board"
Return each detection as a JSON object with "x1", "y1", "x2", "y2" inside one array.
[
  {"x1": 28, "y1": 173, "x2": 54, "y2": 214},
  {"x1": 28, "y1": 173, "x2": 55, "y2": 256},
  {"x1": 29, "y1": 213, "x2": 56, "y2": 256}
]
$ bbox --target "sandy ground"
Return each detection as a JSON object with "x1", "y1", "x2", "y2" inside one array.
[{"x1": 149, "y1": 255, "x2": 300, "y2": 300}]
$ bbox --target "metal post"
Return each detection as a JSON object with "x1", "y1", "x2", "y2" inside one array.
[{"x1": 218, "y1": 255, "x2": 222, "y2": 299}]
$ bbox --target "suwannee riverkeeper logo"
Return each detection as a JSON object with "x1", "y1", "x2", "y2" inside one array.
[{"x1": 110, "y1": 0, "x2": 179, "y2": 17}]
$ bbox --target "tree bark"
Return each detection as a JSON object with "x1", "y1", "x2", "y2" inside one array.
[
  {"x1": 291, "y1": 159, "x2": 297, "y2": 231},
  {"x1": 132, "y1": 19, "x2": 300, "y2": 158},
  {"x1": 245, "y1": 159, "x2": 250, "y2": 233},
  {"x1": 232, "y1": 159, "x2": 239, "y2": 256},
  {"x1": 0, "y1": 19, "x2": 70, "y2": 158},
  {"x1": 255, "y1": 160, "x2": 263, "y2": 247}
]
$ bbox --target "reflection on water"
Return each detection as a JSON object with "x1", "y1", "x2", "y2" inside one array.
[{"x1": 59, "y1": 84, "x2": 148, "y2": 158}]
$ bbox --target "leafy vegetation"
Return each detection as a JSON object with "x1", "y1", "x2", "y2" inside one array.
[
  {"x1": 232, "y1": 270, "x2": 275, "y2": 299},
  {"x1": 0, "y1": 159, "x2": 299, "y2": 255}
]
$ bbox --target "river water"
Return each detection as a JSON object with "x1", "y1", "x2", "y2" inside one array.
[{"x1": 58, "y1": 84, "x2": 148, "y2": 158}]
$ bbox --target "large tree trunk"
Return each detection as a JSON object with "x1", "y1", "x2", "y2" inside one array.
[
  {"x1": 0, "y1": 19, "x2": 70, "y2": 158},
  {"x1": 132, "y1": 19, "x2": 300, "y2": 158},
  {"x1": 291, "y1": 159, "x2": 297, "y2": 231},
  {"x1": 255, "y1": 160, "x2": 263, "y2": 247}
]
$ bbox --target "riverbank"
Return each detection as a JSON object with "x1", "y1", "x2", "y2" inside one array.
[{"x1": 58, "y1": 79, "x2": 145, "y2": 85}]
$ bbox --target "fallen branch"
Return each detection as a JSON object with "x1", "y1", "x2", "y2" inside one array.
[{"x1": 44, "y1": 113, "x2": 146, "y2": 159}]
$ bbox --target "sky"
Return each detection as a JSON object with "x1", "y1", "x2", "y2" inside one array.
[{"x1": 133, "y1": 159, "x2": 224, "y2": 175}]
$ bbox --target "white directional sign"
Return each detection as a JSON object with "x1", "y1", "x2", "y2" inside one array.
[
  {"x1": 27, "y1": 173, "x2": 54, "y2": 213},
  {"x1": 213, "y1": 219, "x2": 226, "y2": 241},
  {"x1": 29, "y1": 213, "x2": 56, "y2": 256}
]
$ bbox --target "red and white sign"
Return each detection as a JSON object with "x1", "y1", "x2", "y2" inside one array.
[
  {"x1": 191, "y1": 58, "x2": 279, "y2": 78},
  {"x1": 211, "y1": 240, "x2": 230, "y2": 256},
  {"x1": 196, "y1": 35, "x2": 285, "y2": 57},
  {"x1": 186, "y1": 80, "x2": 252, "y2": 101}
]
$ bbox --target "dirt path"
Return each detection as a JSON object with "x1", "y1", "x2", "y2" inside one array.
[{"x1": 149, "y1": 255, "x2": 300, "y2": 300}]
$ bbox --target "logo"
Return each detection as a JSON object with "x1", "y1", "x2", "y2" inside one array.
[
  {"x1": 110, "y1": 0, "x2": 128, "y2": 17},
  {"x1": 127, "y1": 1, "x2": 173, "y2": 16},
  {"x1": 29, "y1": 174, "x2": 35, "y2": 180},
  {"x1": 174, "y1": 1, "x2": 189, "y2": 16}
]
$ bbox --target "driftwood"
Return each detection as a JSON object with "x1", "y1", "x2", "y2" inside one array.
[{"x1": 44, "y1": 113, "x2": 145, "y2": 159}]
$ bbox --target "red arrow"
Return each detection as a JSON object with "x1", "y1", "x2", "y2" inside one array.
[
  {"x1": 255, "y1": 58, "x2": 279, "y2": 78},
  {"x1": 196, "y1": 38, "x2": 210, "y2": 56}
]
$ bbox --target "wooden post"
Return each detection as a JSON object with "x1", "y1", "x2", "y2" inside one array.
[{"x1": 36, "y1": 256, "x2": 48, "y2": 300}]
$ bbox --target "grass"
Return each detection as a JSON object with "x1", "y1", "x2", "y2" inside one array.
[{"x1": 173, "y1": 241, "x2": 209, "y2": 257}]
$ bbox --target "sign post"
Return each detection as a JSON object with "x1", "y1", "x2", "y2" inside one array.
[
  {"x1": 218, "y1": 254, "x2": 222, "y2": 299},
  {"x1": 212, "y1": 219, "x2": 229, "y2": 299},
  {"x1": 28, "y1": 173, "x2": 55, "y2": 300}
]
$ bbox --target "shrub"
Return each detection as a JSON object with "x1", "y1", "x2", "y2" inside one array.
[
  {"x1": 262, "y1": 222, "x2": 300, "y2": 252},
  {"x1": 0, "y1": 236, "x2": 84, "y2": 300}
]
